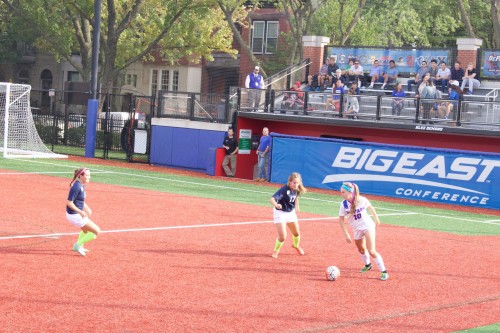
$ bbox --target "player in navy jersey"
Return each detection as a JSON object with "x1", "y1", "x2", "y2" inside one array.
[
  {"x1": 338, "y1": 182, "x2": 389, "y2": 281},
  {"x1": 270, "y1": 172, "x2": 307, "y2": 258},
  {"x1": 66, "y1": 167, "x2": 100, "y2": 256}
]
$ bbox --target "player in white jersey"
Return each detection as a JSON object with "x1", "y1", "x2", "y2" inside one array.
[{"x1": 338, "y1": 182, "x2": 389, "y2": 281}]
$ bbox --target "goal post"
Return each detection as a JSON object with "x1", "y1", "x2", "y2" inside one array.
[{"x1": 0, "y1": 82, "x2": 67, "y2": 158}]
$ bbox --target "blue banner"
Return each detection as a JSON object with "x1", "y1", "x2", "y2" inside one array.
[
  {"x1": 482, "y1": 50, "x2": 500, "y2": 78},
  {"x1": 270, "y1": 135, "x2": 500, "y2": 210},
  {"x1": 327, "y1": 47, "x2": 451, "y2": 75}
]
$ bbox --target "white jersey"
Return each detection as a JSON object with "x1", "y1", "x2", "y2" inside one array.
[{"x1": 338, "y1": 196, "x2": 374, "y2": 231}]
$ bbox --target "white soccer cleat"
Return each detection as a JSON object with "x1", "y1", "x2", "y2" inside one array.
[{"x1": 72, "y1": 243, "x2": 86, "y2": 256}]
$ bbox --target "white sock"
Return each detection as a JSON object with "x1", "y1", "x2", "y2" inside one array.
[
  {"x1": 381, "y1": 83, "x2": 386, "y2": 88},
  {"x1": 360, "y1": 252, "x2": 371, "y2": 265},
  {"x1": 374, "y1": 255, "x2": 386, "y2": 272}
]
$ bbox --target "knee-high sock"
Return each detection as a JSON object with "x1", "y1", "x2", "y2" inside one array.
[
  {"x1": 274, "y1": 239, "x2": 284, "y2": 252},
  {"x1": 360, "y1": 252, "x2": 371, "y2": 265},
  {"x1": 78, "y1": 232, "x2": 96, "y2": 246},
  {"x1": 77, "y1": 231, "x2": 85, "y2": 243},
  {"x1": 292, "y1": 235, "x2": 300, "y2": 248},
  {"x1": 374, "y1": 255, "x2": 386, "y2": 272}
]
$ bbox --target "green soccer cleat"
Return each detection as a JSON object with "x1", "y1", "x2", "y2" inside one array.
[
  {"x1": 360, "y1": 264, "x2": 372, "y2": 273},
  {"x1": 381, "y1": 272, "x2": 389, "y2": 281}
]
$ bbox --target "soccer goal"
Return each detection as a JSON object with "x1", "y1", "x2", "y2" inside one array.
[{"x1": 0, "y1": 82, "x2": 67, "y2": 158}]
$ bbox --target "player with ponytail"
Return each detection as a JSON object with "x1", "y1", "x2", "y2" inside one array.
[
  {"x1": 338, "y1": 182, "x2": 389, "y2": 281},
  {"x1": 66, "y1": 167, "x2": 101, "y2": 256},
  {"x1": 270, "y1": 172, "x2": 307, "y2": 258}
]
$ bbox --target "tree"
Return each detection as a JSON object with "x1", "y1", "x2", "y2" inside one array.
[
  {"x1": 490, "y1": 0, "x2": 500, "y2": 48},
  {"x1": 1, "y1": 0, "x2": 236, "y2": 94},
  {"x1": 456, "y1": 0, "x2": 476, "y2": 38}
]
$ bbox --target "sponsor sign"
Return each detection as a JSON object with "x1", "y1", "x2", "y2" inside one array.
[
  {"x1": 238, "y1": 129, "x2": 252, "y2": 154},
  {"x1": 482, "y1": 50, "x2": 500, "y2": 78},
  {"x1": 270, "y1": 135, "x2": 500, "y2": 209},
  {"x1": 327, "y1": 46, "x2": 450, "y2": 75}
]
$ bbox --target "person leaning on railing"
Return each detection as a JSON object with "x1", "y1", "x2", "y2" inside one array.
[{"x1": 245, "y1": 66, "x2": 265, "y2": 111}]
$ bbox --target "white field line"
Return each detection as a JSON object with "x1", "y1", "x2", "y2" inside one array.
[
  {"x1": 1, "y1": 161, "x2": 498, "y2": 227},
  {"x1": 0, "y1": 212, "x2": 474, "y2": 242}
]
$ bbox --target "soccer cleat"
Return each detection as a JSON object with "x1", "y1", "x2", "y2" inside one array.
[
  {"x1": 360, "y1": 264, "x2": 372, "y2": 273},
  {"x1": 72, "y1": 243, "x2": 86, "y2": 256},
  {"x1": 368, "y1": 84, "x2": 374, "y2": 89},
  {"x1": 292, "y1": 245, "x2": 305, "y2": 255},
  {"x1": 381, "y1": 272, "x2": 389, "y2": 281},
  {"x1": 271, "y1": 251, "x2": 279, "y2": 258}
]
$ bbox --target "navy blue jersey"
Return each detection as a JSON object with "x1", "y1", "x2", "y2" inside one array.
[
  {"x1": 67, "y1": 181, "x2": 85, "y2": 214},
  {"x1": 272, "y1": 185, "x2": 298, "y2": 212}
]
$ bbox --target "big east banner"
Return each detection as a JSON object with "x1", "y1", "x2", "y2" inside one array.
[{"x1": 270, "y1": 134, "x2": 500, "y2": 210}]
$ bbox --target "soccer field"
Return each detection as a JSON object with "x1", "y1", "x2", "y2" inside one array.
[{"x1": 1, "y1": 157, "x2": 499, "y2": 332}]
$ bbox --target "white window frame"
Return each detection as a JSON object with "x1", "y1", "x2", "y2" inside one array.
[
  {"x1": 151, "y1": 69, "x2": 178, "y2": 94},
  {"x1": 126, "y1": 74, "x2": 137, "y2": 87},
  {"x1": 251, "y1": 21, "x2": 279, "y2": 54}
]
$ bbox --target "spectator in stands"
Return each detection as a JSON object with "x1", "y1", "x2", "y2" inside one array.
[
  {"x1": 331, "y1": 68, "x2": 345, "y2": 87},
  {"x1": 325, "y1": 79, "x2": 346, "y2": 111},
  {"x1": 222, "y1": 127, "x2": 238, "y2": 177},
  {"x1": 449, "y1": 61, "x2": 464, "y2": 87},
  {"x1": 420, "y1": 78, "x2": 441, "y2": 123},
  {"x1": 348, "y1": 59, "x2": 365, "y2": 88},
  {"x1": 391, "y1": 82, "x2": 406, "y2": 116},
  {"x1": 327, "y1": 56, "x2": 340, "y2": 87},
  {"x1": 344, "y1": 86, "x2": 359, "y2": 119},
  {"x1": 427, "y1": 59, "x2": 439, "y2": 84},
  {"x1": 281, "y1": 82, "x2": 304, "y2": 112},
  {"x1": 367, "y1": 60, "x2": 383, "y2": 88},
  {"x1": 415, "y1": 73, "x2": 430, "y2": 98},
  {"x1": 308, "y1": 58, "x2": 329, "y2": 91},
  {"x1": 350, "y1": 80, "x2": 361, "y2": 95},
  {"x1": 342, "y1": 59, "x2": 354, "y2": 78},
  {"x1": 438, "y1": 81, "x2": 462, "y2": 119},
  {"x1": 460, "y1": 63, "x2": 481, "y2": 95},
  {"x1": 407, "y1": 61, "x2": 428, "y2": 92},
  {"x1": 245, "y1": 66, "x2": 265, "y2": 111},
  {"x1": 436, "y1": 61, "x2": 451, "y2": 92},
  {"x1": 381, "y1": 60, "x2": 398, "y2": 89},
  {"x1": 256, "y1": 127, "x2": 271, "y2": 181}
]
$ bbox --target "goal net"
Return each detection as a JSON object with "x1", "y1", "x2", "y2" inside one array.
[{"x1": 0, "y1": 82, "x2": 66, "y2": 158}]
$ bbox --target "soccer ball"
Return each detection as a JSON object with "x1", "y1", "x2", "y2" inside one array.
[{"x1": 325, "y1": 266, "x2": 340, "y2": 281}]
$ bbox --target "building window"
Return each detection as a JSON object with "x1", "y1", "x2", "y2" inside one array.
[
  {"x1": 67, "y1": 71, "x2": 81, "y2": 82},
  {"x1": 126, "y1": 74, "x2": 137, "y2": 87},
  {"x1": 251, "y1": 21, "x2": 279, "y2": 54},
  {"x1": 151, "y1": 69, "x2": 178, "y2": 94},
  {"x1": 172, "y1": 70, "x2": 179, "y2": 92},
  {"x1": 18, "y1": 69, "x2": 30, "y2": 84},
  {"x1": 151, "y1": 69, "x2": 158, "y2": 95},
  {"x1": 161, "y1": 70, "x2": 169, "y2": 91},
  {"x1": 40, "y1": 69, "x2": 53, "y2": 108}
]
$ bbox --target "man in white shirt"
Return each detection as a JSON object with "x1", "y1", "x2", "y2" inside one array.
[
  {"x1": 436, "y1": 61, "x2": 451, "y2": 92},
  {"x1": 348, "y1": 59, "x2": 365, "y2": 88}
]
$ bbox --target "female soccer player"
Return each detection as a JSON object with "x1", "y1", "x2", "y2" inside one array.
[
  {"x1": 270, "y1": 172, "x2": 307, "y2": 258},
  {"x1": 338, "y1": 182, "x2": 389, "y2": 281},
  {"x1": 66, "y1": 167, "x2": 101, "y2": 256}
]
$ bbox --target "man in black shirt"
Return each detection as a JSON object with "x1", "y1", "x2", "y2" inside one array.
[{"x1": 222, "y1": 128, "x2": 238, "y2": 177}]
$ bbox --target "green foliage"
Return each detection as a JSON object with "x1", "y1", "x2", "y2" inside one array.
[
  {"x1": 310, "y1": 0, "x2": 491, "y2": 47},
  {"x1": 66, "y1": 127, "x2": 86, "y2": 146},
  {"x1": 35, "y1": 123, "x2": 59, "y2": 143}
]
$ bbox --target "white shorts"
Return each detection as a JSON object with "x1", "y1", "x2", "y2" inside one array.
[
  {"x1": 66, "y1": 212, "x2": 88, "y2": 228},
  {"x1": 273, "y1": 208, "x2": 298, "y2": 224},
  {"x1": 353, "y1": 227, "x2": 375, "y2": 240}
]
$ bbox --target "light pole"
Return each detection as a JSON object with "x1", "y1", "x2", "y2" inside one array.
[{"x1": 85, "y1": 0, "x2": 102, "y2": 158}]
